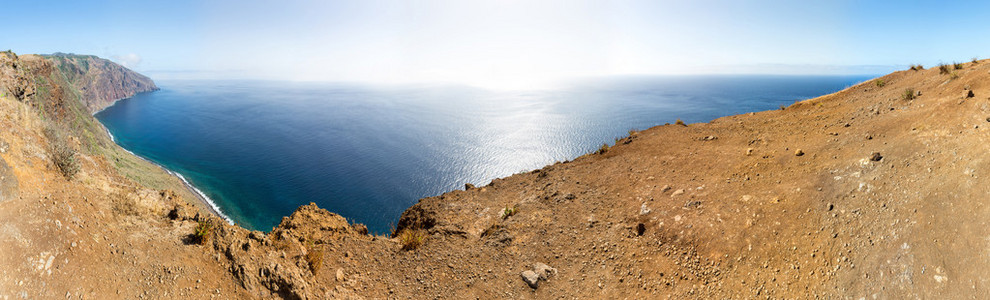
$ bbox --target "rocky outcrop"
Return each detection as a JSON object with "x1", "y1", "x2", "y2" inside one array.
[{"x1": 45, "y1": 52, "x2": 158, "y2": 114}]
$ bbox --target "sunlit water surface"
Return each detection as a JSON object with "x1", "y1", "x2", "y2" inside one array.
[{"x1": 96, "y1": 75, "x2": 874, "y2": 233}]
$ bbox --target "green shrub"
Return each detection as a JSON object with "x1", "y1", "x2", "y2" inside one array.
[
  {"x1": 954, "y1": 62, "x2": 964, "y2": 69},
  {"x1": 501, "y1": 206, "x2": 517, "y2": 220},
  {"x1": 675, "y1": 119, "x2": 686, "y2": 126},
  {"x1": 938, "y1": 64, "x2": 950, "y2": 74},
  {"x1": 902, "y1": 88, "x2": 916, "y2": 100},
  {"x1": 909, "y1": 64, "x2": 924, "y2": 71},
  {"x1": 194, "y1": 221, "x2": 213, "y2": 245},
  {"x1": 875, "y1": 79, "x2": 886, "y2": 87},
  {"x1": 950, "y1": 71, "x2": 960, "y2": 80},
  {"x1": 973, "y1": 57, "x2": 979, "y2": 64}
]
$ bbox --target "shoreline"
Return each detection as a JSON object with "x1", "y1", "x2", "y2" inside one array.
[{"x1": 97, "y1": 118, "x2": 234, "y2": 225}]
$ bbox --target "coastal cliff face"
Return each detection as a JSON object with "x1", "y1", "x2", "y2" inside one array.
[
  {"x1": 3, "y1": 51, "x2": 990, "y2": 299},
  {"x1": 45, "y1": 53, "x2": 158, "y2": 114}
]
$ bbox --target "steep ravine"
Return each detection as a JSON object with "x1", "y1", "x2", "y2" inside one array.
[{"x1": 2, "y1": 51, "x2": 990, "y2": 299}]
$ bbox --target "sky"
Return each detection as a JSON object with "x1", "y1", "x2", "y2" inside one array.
[{"x1": 3, "y1": 0, "x2": 989, "y2": 89}]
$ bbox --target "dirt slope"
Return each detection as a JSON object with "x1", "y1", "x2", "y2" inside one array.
[{"x1": 3, "y1": 53, "x2": 990, "y2": 299}]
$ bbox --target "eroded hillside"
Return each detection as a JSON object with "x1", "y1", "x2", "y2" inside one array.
[{"x1": 2, "y1": 52, "x2": 990, "y2": 299}]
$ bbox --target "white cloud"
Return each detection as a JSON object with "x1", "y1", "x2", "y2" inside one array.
[{"x1": 111, "y1": 53, "x2": 142, "y2": 69}]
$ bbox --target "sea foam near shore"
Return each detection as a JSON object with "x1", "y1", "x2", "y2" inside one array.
[{"x1": 101, "y1": 123, "x2": 234, "y2": 225}]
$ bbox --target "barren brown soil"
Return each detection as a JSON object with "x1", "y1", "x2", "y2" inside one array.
[{"x1": 3, "y1": 54, "x2": 990, "y2": 299}]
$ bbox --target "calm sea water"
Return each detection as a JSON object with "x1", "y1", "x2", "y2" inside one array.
[{"x1": 95, "y1": 75, "x2": 874, "y2": 233}]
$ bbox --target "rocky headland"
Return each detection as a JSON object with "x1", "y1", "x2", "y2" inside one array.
[{"x1": 1, "y1": 52, "x2": 989, "y2": 299}]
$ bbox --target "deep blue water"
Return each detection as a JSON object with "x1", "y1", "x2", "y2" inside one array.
[{"x1": 95, "y1": 75, "x2": 874, "y2": 233}]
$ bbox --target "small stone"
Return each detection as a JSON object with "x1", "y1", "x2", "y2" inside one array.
[
  {"x1": 521, "y1": 270, "x2": 540, "y2": 289},
  {"x1": 670, "y1": 189, "x2": 685, "y2": 197},
  {"x1": 533, "y1": 263, "x2": 557, "y2": 280},
  {"x1": 336, "y1": 268, "x2": 345, "y2": 282},
  {"x1": 746, "y1": 148, "x2": 754, "y2": 156},
  {"x1": 869, "y1": 152, "x2": 883, "y2": 162},
  {"x1": 660, "y1": 185, "x2": 671, "y2": 193},
  {"x1": 967, "y1": 90, "x2": 975, "y2": 98},
  {"x1": 795, "y1": 149, "x2": 805, "y2": 156},
  {"x1": 986, "y1": 117, "x2": 990, "y2": 123}
]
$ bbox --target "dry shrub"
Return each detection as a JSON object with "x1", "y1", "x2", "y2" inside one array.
[
  {"x1": 43, "y1": 124, "x2": 79, "y2": 179},
  {"x1": 398, "y1": 229, "x2": 426, "y2": 251},
  {"x1": 305, "y1": 244, "x2": 324, "y2": 275},
  {"x1": 938, "y1": 64, "x2": 950, "y2": 74},
  {"x1": 596, "y1": 143, "x2": 609, "y2": 154}
]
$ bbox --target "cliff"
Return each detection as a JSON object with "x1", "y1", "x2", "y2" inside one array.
[
  {"x1": 2, "y1": 51, "x2": 990, "y2": 299},
  {"x1": 45, "y1": 53, "x2": 158, "y2": 114}
]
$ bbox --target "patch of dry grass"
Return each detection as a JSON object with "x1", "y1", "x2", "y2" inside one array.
[{"x1": 398, "y1": 229, "x2": 426, "y2": 251}]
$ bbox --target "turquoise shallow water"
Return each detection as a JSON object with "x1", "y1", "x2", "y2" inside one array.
[{"x1": 95, "y1": 75, "x2": 875, "y2": 233}]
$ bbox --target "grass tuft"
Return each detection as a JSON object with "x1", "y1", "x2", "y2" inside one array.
[
  {"x1": 909, "y1": 64, "x2": 924, "y2": 71},
  {"x1": 902, "y1": 88, "x2": 916, "y2": 100},
  {"x1": 973, "y1": 57, "x2": 980, "y2": 64},
  {"x1": 501, "y1": 206, "x2": 517, "y2": 220},
  {"x1": 874, "y1": 79, "x2": 886, "y2": 87},
  {"x1": 675, "y1": 119, "x2": 686, "y2": 126},
  {"x1": 954, "y1": 62, "x2": 964, "y2": 70},
  {"x1": 194, "y1": 220, "x2": 213, "y2": 245},
  {"x1": 597, "y1": 143, "x2": 610, "y2": 154},
  {"x1": 398, "y1": 229, "x2": 426, "y2": 251}
]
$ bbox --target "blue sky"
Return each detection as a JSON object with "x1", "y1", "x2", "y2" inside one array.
[{"x1": 3, "y1": 0, "x2": 988, "y2": 88}]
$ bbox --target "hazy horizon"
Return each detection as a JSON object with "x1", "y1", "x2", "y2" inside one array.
[{"x1": 3, "y1": 0, "x2": 987, "y2": 89}]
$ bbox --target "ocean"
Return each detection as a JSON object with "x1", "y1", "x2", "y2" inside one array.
[{"x1": 95, "y1": 75, "x2": 875, "y2": 233}]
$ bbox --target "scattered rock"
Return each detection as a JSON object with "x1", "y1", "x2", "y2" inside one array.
[
  {"x1": 869, "y1": 152, "x2": 883, "y2": 162},
  {"x1": 670, "y1": 189, "x2": 685, "y2": 197},
  {"x1": 916, "y1": 90, "x2": 922, "y2": 97},
  {"x1": 464, "y1": 183, "x2": 475, "y2": 190},
  {"x1": 521, "y1": 270, "x2": 540, "y2": 288},
  {"x1": 533, "y1": 263, "x2": 557, "y2": 280},
  {"x1": 746, "y1": 148, "x2": 754, "y2": 156},
  {"x1": 351, "y1": 224, "x2": 369, "y2": 235},
  {"x1": 335, "y1": 268, "x2": 345, "y2": 282},
  {"x1": 639, "y1": 203, "x2": 651, "y2": 215},
  {"x1": 167, "y1": 203, "x2": 196, "y2": 221},
  {"x1": 660, "y1": 185, "x2": 671, "y2": 193},
  {"x1": 636, "y1": 223, "x2": 646, "y2": 236},
  {"x1": 795, "y1": 149, "x2": 805, "y2": 156}
]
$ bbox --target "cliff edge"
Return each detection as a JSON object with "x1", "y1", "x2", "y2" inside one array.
[{"x1": 2, "y1": 52, "x2": 990, "y2": 299}]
